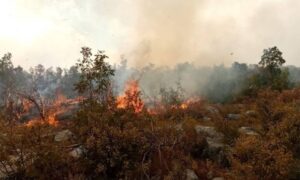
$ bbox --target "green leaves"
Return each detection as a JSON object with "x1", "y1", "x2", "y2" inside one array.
[
  {"x1": 247, "y1": 46, "x2": 289, "y2": 92},
  {"x1": 75, "y1": 47, "x2": 115, "y2": 103},
  {"x1": 259, "y1": 46, "x2": 286, "y2": 69}
]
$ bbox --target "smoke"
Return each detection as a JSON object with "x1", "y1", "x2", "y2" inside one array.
[
  {"x1": 3, "y1": 0, "x2": 300, "y2": 103},
  {"x1": 111, "y1": 0, "x2": 300, "y2": 101},
  {"x1": 121, "y1": 0, "x2": 300, "y2": 67},
  {"x1": 126, "y1": 0, "x2": 204, "y2": 67},
  {"x1": 123, "y1": 0, "x2": 242, "y2": 67},
  {"x1": 2, "y1": 0, "x2": 300, "y2": 68}
]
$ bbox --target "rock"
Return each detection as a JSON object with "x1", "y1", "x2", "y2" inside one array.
[
  {"x1": 203, "y1": 116, "x2": 212, "y2": 121},
  {"x1": 213, "y1": 177, "x2": 224, "y2": 180},
  {"x1": 54, "y1": 129, "x2": 73, "y2": 142},
  {"x1": 207, "y1": 171, "x2": 214, "y2": 179},
  {"x1": 195, "y1": 125, "x2": 227, "y2": 163},
  {"x1": 245, "y1": 110, "x2": 256, "y2": 116},
  {"x1": 194, "y1": 125, "x2": 224, "y2": 141},
  {"x1": 206, "y1": 138, "x2": 224, "y2": 150},
  {"x1": 227, "y1": 114, "x2": 241, "y2": 120},
  {"x1": 186, "y1": 169, "x2": 198, "y2": 180},
  {"x1": 238, "y1": 127, "x2": 259, "y2": 136},
  {"x1": 205, "y1": 137, "x2": 225, "y2": 158},
  {"x1": 69, "y1": 146, "x2": 85, "y2": 158},
  {"x1": 206, "y1": 106, "x2": 219, "y2": 114},
  {"x1": 175, "y1": 124, "x2": 183, "y2": 131}
]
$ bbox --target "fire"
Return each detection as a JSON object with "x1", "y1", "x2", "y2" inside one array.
[
  {"x1": 25, "y1": 93, "x2": 68, "y2": 127},
  {"x1": 47, "y1": 115, "x2": 59, "y2": 126},
  {"x1": 180, "y1": 103, "x2": 188, "y2": 109},
  {"x1": 116, "y1": 80, "x2": 144, "y2": 113},
  {"x1": 25, "y1": 113, "x2": 59, "y2": 127},
  {"x1": 146, "y1": 98, "x2": 195, "y2": 115},
  {"x1": 179, "y1": 97, "x2": 201, "y2": 109},
  {"x1": 25, "y1": 119, "x2": 38, "y2": 127},
  {"x1": 53, "y1": 92, "x2": 67, "y2": 106}
]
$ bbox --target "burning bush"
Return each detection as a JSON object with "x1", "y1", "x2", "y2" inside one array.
[{"x1": 116, "y1": 80, "x2": 144, "y2": 113}]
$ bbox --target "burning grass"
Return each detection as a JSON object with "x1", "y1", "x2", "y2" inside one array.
[{"x1": 116, "y1": 80, "x2": 144, "y2": 113}]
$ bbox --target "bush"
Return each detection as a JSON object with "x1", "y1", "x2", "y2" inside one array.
[
  {"x1": 0, "y1": 121, "x2": 74, "y2": 179},
  {"x1": 230, "y1": 136, "x2": 293, "y2": 179}
]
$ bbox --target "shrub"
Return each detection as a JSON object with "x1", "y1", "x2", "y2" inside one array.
[{"x1": 231, "y1": 136, "x2": 293, "y2": 179}]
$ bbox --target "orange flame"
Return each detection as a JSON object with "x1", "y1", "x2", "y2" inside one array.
[
  {"x1": 116, "y1": 80, "x2": 144, "y2": 113},
  {"x1": 178, "y1": 97, "x2": 202, "y2": 110},
  {"x1": 47, "y1": 114, "x2": 59, "y2": 126},
  {"x1": 180, "y1": 103, "x2": 188, "y2": 109},
  {"x1": 25, "y1": 113, "x2": 59, "y2": 127},
  {"x1": 25, "y1": 93, "x2": 68, "y2": 127},
  {"x1": 156, "y1": 97, "x2": 202, "y2": 112}
]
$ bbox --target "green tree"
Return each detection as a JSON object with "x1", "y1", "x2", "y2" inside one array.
[
  {"x1": 0, "y1": 53, "x2": 14, "y2": 94},
  {"x1": 259, "y1": 46, "x2": 285, "y2": 71},
  {"x1": 0, "y1": 53, "x2": 15, "y2": 120},
  {"x1": 60, "y1": 66, "x2": 80, "y2": 98},
  {"x1": 75, "y1": 47, "x2": 115, "y2": 104},
  {"x1": 248, "y1": 46, "x2": 289, "y2": 92}
]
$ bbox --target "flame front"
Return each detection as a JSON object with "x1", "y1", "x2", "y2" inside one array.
[
  {"x1": 180, "y1": 103, "x2": 188, "y2": 109},
  {"x1": 179, "y1": 97, "x2": 201, "y2": 109},
  {"x1": 116, "y1": 80, "x2": 144, "y2": 113},
  {"x1": 26, "y1": 114, "x2": 58, "y2": 127},
  {"x1": 25, "y1": 93, "x2": 71, "y2": 127}
]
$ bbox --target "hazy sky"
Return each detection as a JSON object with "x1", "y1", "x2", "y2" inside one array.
[{"x1": 0, "y1": 0, "x2": 300, "y2": 69}]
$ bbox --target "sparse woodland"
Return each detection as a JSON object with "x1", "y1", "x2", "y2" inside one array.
[{"x1": 0, "y1": 46, "x2": 299, "y2": 179}]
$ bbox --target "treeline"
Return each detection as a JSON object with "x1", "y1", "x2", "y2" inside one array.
[
  {"x1": 133, "y1": 47, "x2": 297, "y2": 103},
  {"x1": 1, "y1": 46, "x2": 300, "y2": 106}
]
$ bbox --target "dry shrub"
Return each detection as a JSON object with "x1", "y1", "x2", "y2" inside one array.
[
  {"x1": 148, "y1": 119, "x2": 198, "y2": 179},
  {"x1": 74, "y1": 107, "x2": 152, "y2": 179},
  {"x1": 192, "y1": 160, "x2": 225, "y2": 179},
  {"x1": 213, "y1": 118, "x2": 239, "y2": 145},
  {"x1": 278, "y1": 88, "x2": 300, "y2": 103},
  {"x1": 231, "y1": 135, "x2": 293, "y2": 179},
  {"x1": 268, "y1": 110, "x2": 300, "y2": 158},
  {"x1": 0, "y1": 121, "x2": 74, "y2": 179},
  {"x1": 159, "y1": 106, "x2": 187, "y2": 122},
  {"x1": 184, "y1": 100, "x2": 205, "y2": 119}
]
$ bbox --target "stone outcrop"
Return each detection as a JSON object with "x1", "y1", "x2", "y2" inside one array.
[
  {"x1": 194, "y1": 125, "x2": 229, "y2": 167},
  {"x1": 227, "y1": 114, "x2": 241, "y2": 120},
  {"x1": 238, "y1": 127, "x2": 259, "y2": 136},
  {"x1": 245, "y1": 110, "x2": 256, "y2": 116},
  {"x1": 206, "y1": 106, "x2": 219, "y2": 114},
  {"x1": 194, "y1": 125, "x2": 224, "y2": 141},
  {"x1": 186, "y1": 169, "x2": 198, "y2": 180},
  {"x1": 69, "y1": 146, "x2": 85, "y2": 158},
  {"x1": 54, "y1": 129, "x2": 73, "y2": 142}
]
